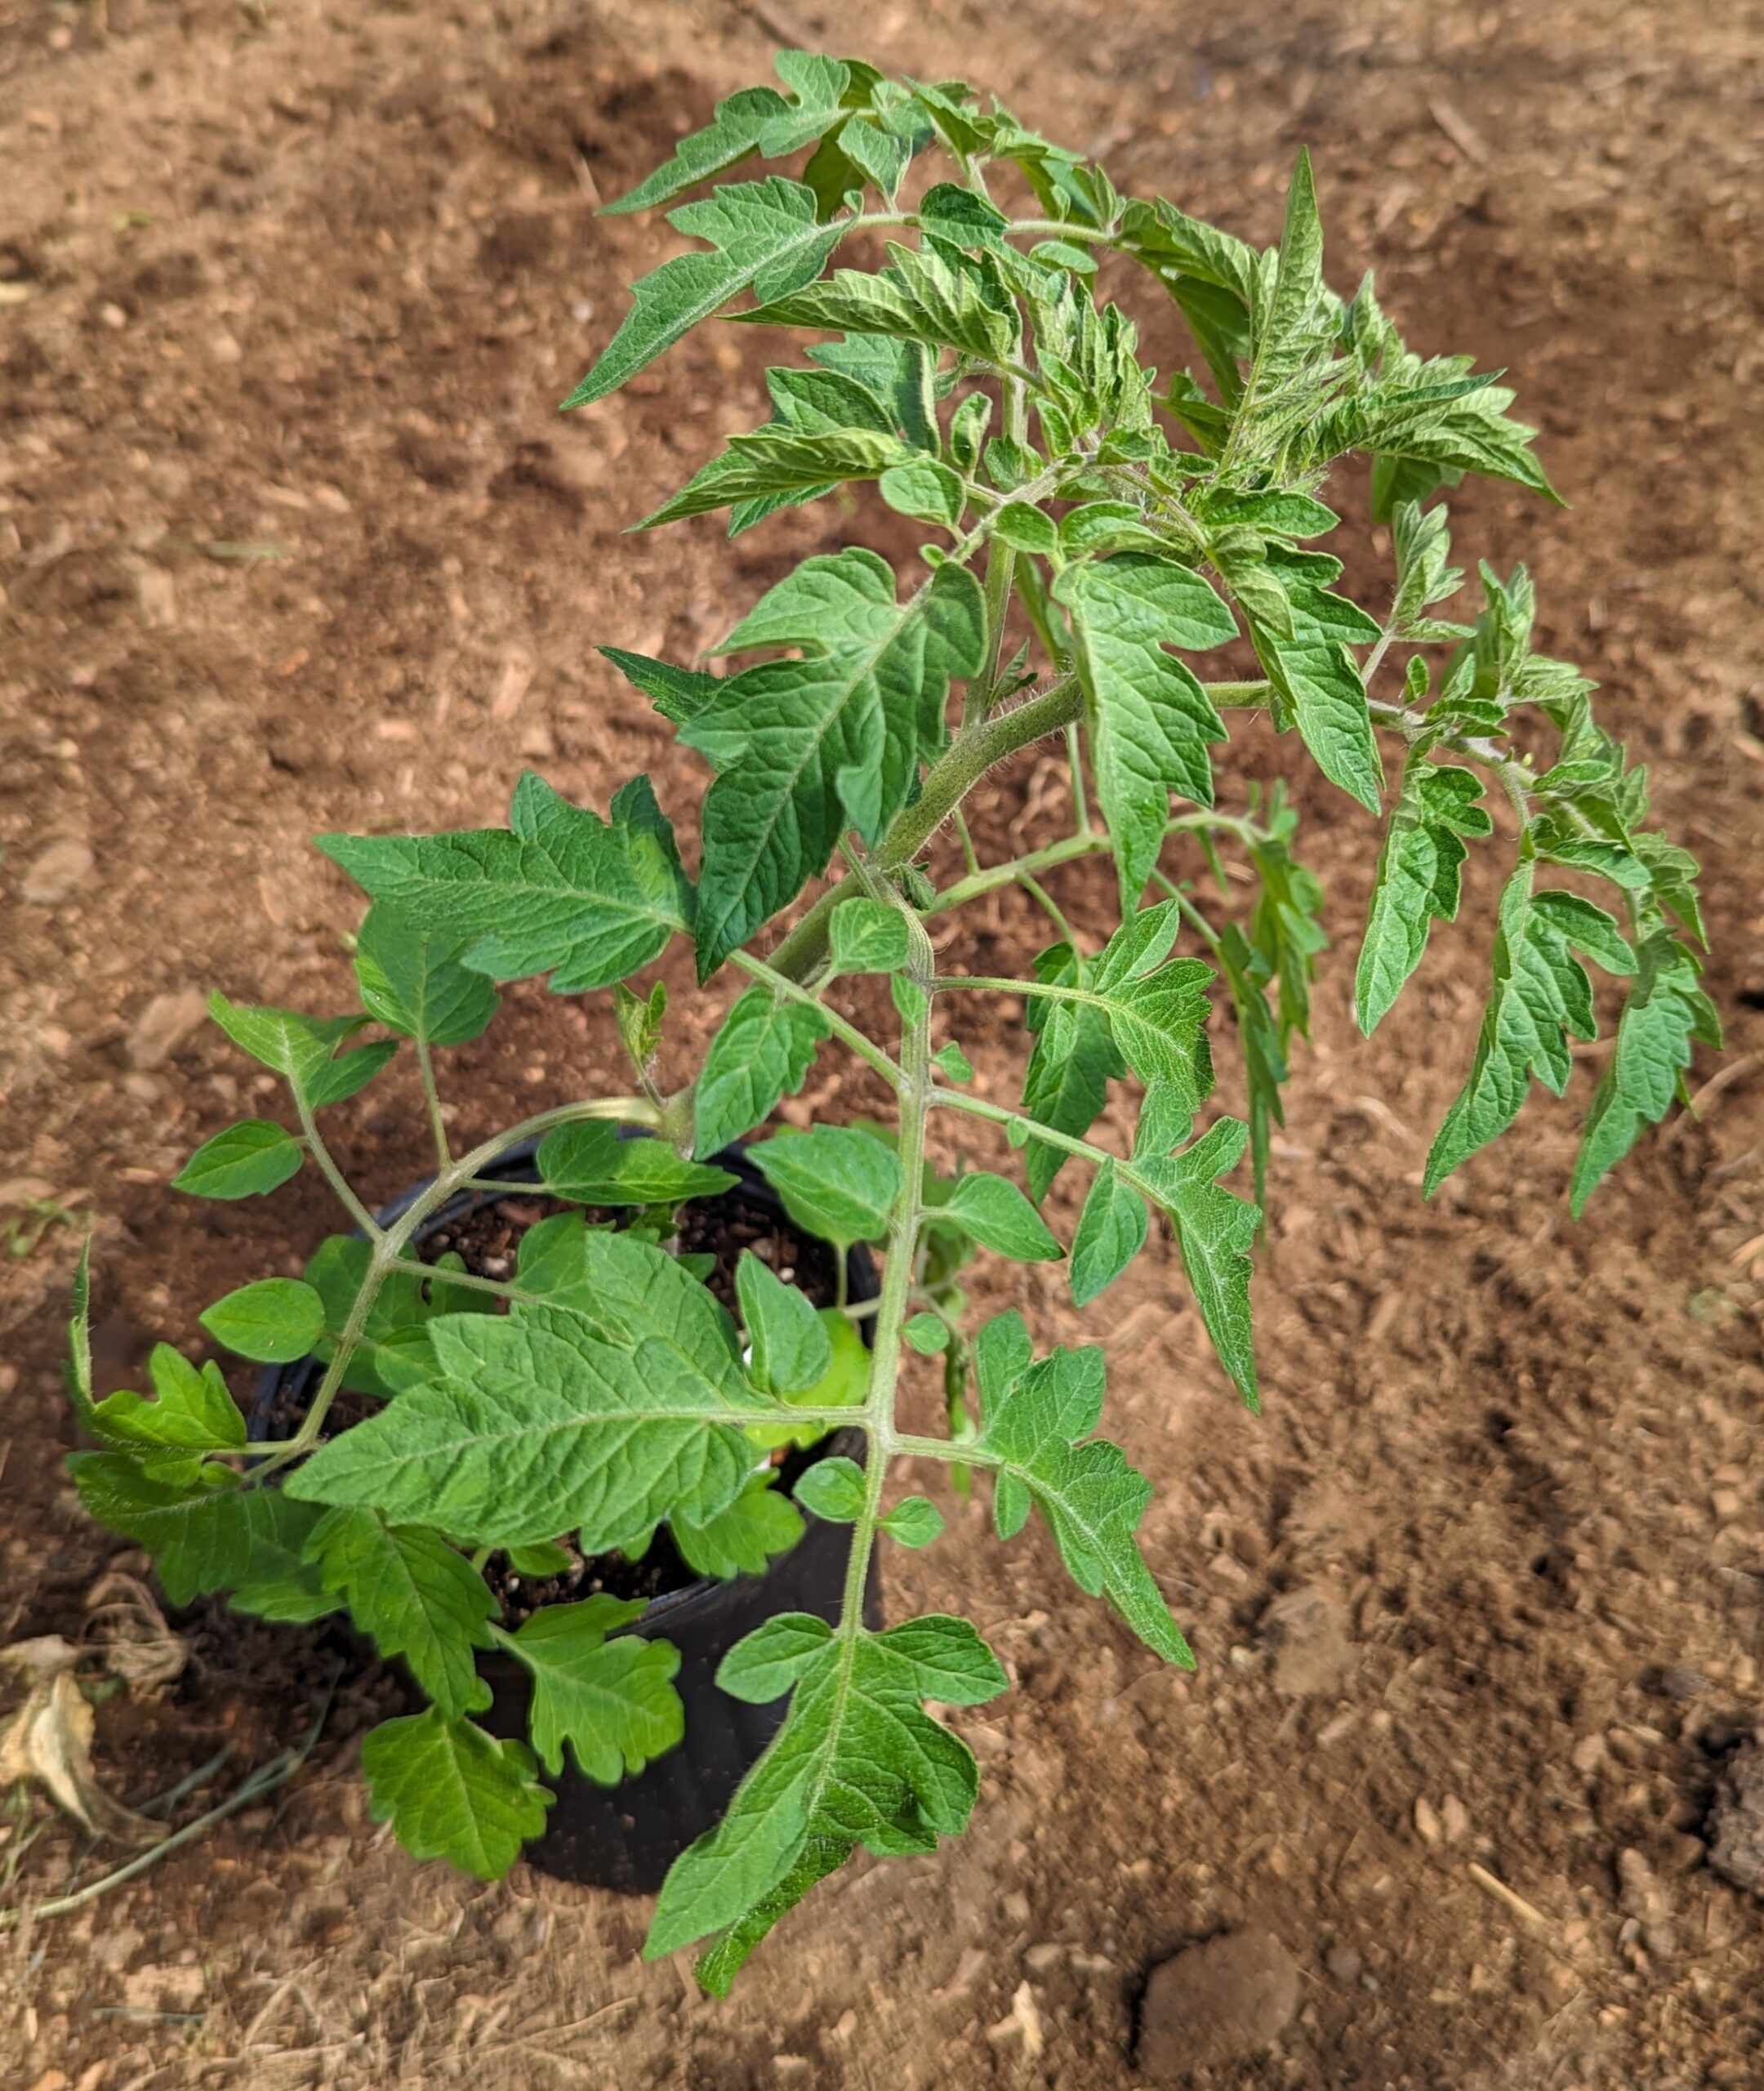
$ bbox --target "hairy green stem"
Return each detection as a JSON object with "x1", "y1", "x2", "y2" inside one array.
[
  {"x1": 415, "y1": 1036, "x2": 451, "y2": 1173},
  {"x1": 840, "y1": 903, "x2": 935, "y2": 1630},
  {"x1": 293, "y1": 1095, "x2": 381, "y2": 1241}
]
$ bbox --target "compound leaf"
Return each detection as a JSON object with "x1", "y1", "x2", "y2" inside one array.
[
  {"x1": 973, "y1": 1323, "x2": 1191, "y2": 1665},
  {"x1": 647, "y1": 1614, "x2": 1006, "y2": 1976},
  {"x1": 1129, "y1": 1116, "x2": 1261, "y2": 1407},
  {"x1": 1250, "y1": 551, "x2": 1384, "y2": 814},
  {"x1": 1355, "y1": 757, "x2": 1492, "y2": 1033}
]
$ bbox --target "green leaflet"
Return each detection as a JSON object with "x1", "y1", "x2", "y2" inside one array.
[
  {"x1": 354, "y1": 904, "x2": 500, "y2": 1047},
  {"x1": 206, "y1": 996, "x2": 393, "y2": 1111},
  {"x1": 973, "y1": 1321, "x2": 1191, "y2": 1665},
  {"x1": 1227, "y1": 150, "x2": 1337, "y2": 471},
  {"x1": 1129, "y1": 1116, "x2": 1262, "y2": 1408},
  {"x1": 1570, "y1": 930, "x2": 1720, "y2": 1216},
  {"x1": 494, "y1": 1597, "x2": 684, "y2": 1781},
  {"x1": 601, "y1": 86, "x2": 792, "y2": 216},
  {"x1": 535, "y1": 1121, "x2": 737, "y2": 1207},
  {"x1": 361, "y1": 1710, "x2": 551, "y2": 1879},
  {"x1": 1355, "y1": 757, "x2": 1492, "y2": 1033},
  {"x1": 880, "y1": 1496, "x2": 943, "y2": 1549},
  {"x1": 1425, "y1": 871, "x2": 1636, "y2": 1195},
  {"x1": 68, "y1": 1456, "x2": 333, "y2": 1620},
  {"x1": 1054, "y1": 555, "x2": 1237, "y2": 906},
  {"x1": 1027, "y1": 905, "x2": 1216, "y2": 1102},
  {"x1": 199, "y1": 1277, "x2": 324, "y2": 1365},
  {"x1": 287, "y1": 1298, "x2": 768, "y2": 1553},
  {"x1": 742, "y1": 240, "x2": 1021, "y2": 364},
  {"x1": 737, "y1": 1251, "x2": 833, "y2": 1397},
  {"x1": 305, "y1": 1507, "x2": 496, "y2": 1720},
  {"x1": 78, "y1": 1343, "x2": 246, "y2": 1480},
  {"x1": 684, "y1": 552, "x2": 985, "y2": 975},
  {"x1": 793, "y1": 1456, "x2": 866, "y2": 1523},
  {"x1": 564, "y1": 178, "x2": 847, "y2": 409},
  {"x1": 647, "y1": 1614, "x2": 1007, "y2": 1977},
  {"x1": 943, "y1": 1171, "x2": 1062, "y2": 1262},
  {"x1": 749, "y1": 1126, "x2": 902, "y2": 1247},
  {"x1": 318, "y1": 773, "x2": 690, "y2": 996},
  {"x1": 643, "y1": 425, "x2": 911, "y2": 529},
  {"x1": 745, "y1": 1309, "x2": 870, "y2": 1453},
  {"x1": 675, "y1": 1474, "x2": 806, "y2": 1581},
  {"x1": 172, "y1": 1119, "x2": 305, "y2": 1202},
  {"x1": 1021, "y1": 941, "x2": 1124, "y2": 1203},
  {"x1": 599, "y1": 645, "x2": 723, "y2": 726},
  {"x1": 1249, "y1": 551, "x2": 1385, "y2": 814},
  {"x1": 1068, "y1": 1161, "x2": 1148, "y2": 1308},
  {"x1": 693, "y1": 989, "x2": 831, "y2": 1158}
]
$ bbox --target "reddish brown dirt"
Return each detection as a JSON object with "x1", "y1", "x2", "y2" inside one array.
[{"x1": 3, "y1": 2, "x2": 1763, "y2": 2086}]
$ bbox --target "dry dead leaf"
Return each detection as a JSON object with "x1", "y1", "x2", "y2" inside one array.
[{"x1": 1, "y1": 1643, "x2": 167, "y2": 1847}]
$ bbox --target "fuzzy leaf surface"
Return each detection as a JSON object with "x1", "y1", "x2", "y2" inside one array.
[
  {"x1": 1355, "y1": 758, "x2": 1492, "y2": 1032},
  {"x1": 318, "y1": 774, "x2": 690, "y2": 996},
  {"x1": 684, "y1": 552, "x2": 984, "y2": 973}
]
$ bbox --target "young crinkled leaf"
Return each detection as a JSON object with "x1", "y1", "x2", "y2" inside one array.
[
  {"x1": 172, "y1": 1119, "x2": 305, "y2": 1202},
  {"x1": 1355, "y1": 757, "x2": 1492, "y2": 1033},
  {"x1": 1052, "y1": 555, "x2": 1238, "y2": 906},
  {"x1": 1225, "y1": 150, "x2": 1339, "y2": 474},
  {"x1": 354, "y1": 904, "x2": 500, "y2": 1047},
  {"x1": 1570, "y1": 928, "x2": 1720, "y2": 1216},
  {"x1": 1424, "y1": 870, "x2": 1636, "y2": 1195},
  {"x1": 684, "y1": 552, "x2": 985, "y2": 975},
  {"x1": 693, "y1": 989, "x2": 831, "y2": 1159},
  {"x1": 287, "y1": 1299, "x2": 768, "y2": 1553},
  {"x1": 742, "y1": 240, "x2": 1022, "y2": 364},
  {"x1": 492, "y1": 1596, "x2": 684, "y2": 1781},
  {"x1": 305, "y1": 1507, "x2": 496, "y2": 1720},
  {"x1": 643, "y1": 426, "x2": 911, "y2": 529},
  {"x1": 318, "y1": 773, "x2": 690, "y2": 996},
  {"x1": 68, "y1": 1456, "x2": 333, "y2": 1620},
  {"x1": 647, "y1": 1613, "x2": 1007, "y2": 1984},
  {"x1": 973, "y1": 1317, "x2": 1192, "y2": 1665},
  {"x1": 535, "y1": 1122, "x2": 737, "y2": 1207},
  {"x1": 1248, "y1": 551, "x2": 1385, "y2": 814},
  {"x1": 749, "y1": 1126, "x2": 902, "y2": 1248},
  {"x1": 361, "y1": 1710, "x2": 551, "y2": 1880},
  {"x1": 563, "y1": 177, "x2": 849, "y2": 410}
]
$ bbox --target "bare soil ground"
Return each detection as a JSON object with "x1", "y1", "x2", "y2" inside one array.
[{"x1": 3, "y1": 1, "x2": 1763, "y2": 2085}]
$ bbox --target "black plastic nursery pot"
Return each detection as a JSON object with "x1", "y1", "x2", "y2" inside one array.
[{"x1": 248, "y1": 1135, "x2": 881, "y2": 1896}]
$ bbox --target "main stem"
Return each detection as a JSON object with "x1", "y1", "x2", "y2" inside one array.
[{"x1": 838, "y1": 909, "x2": 935, "y2": 1633}]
